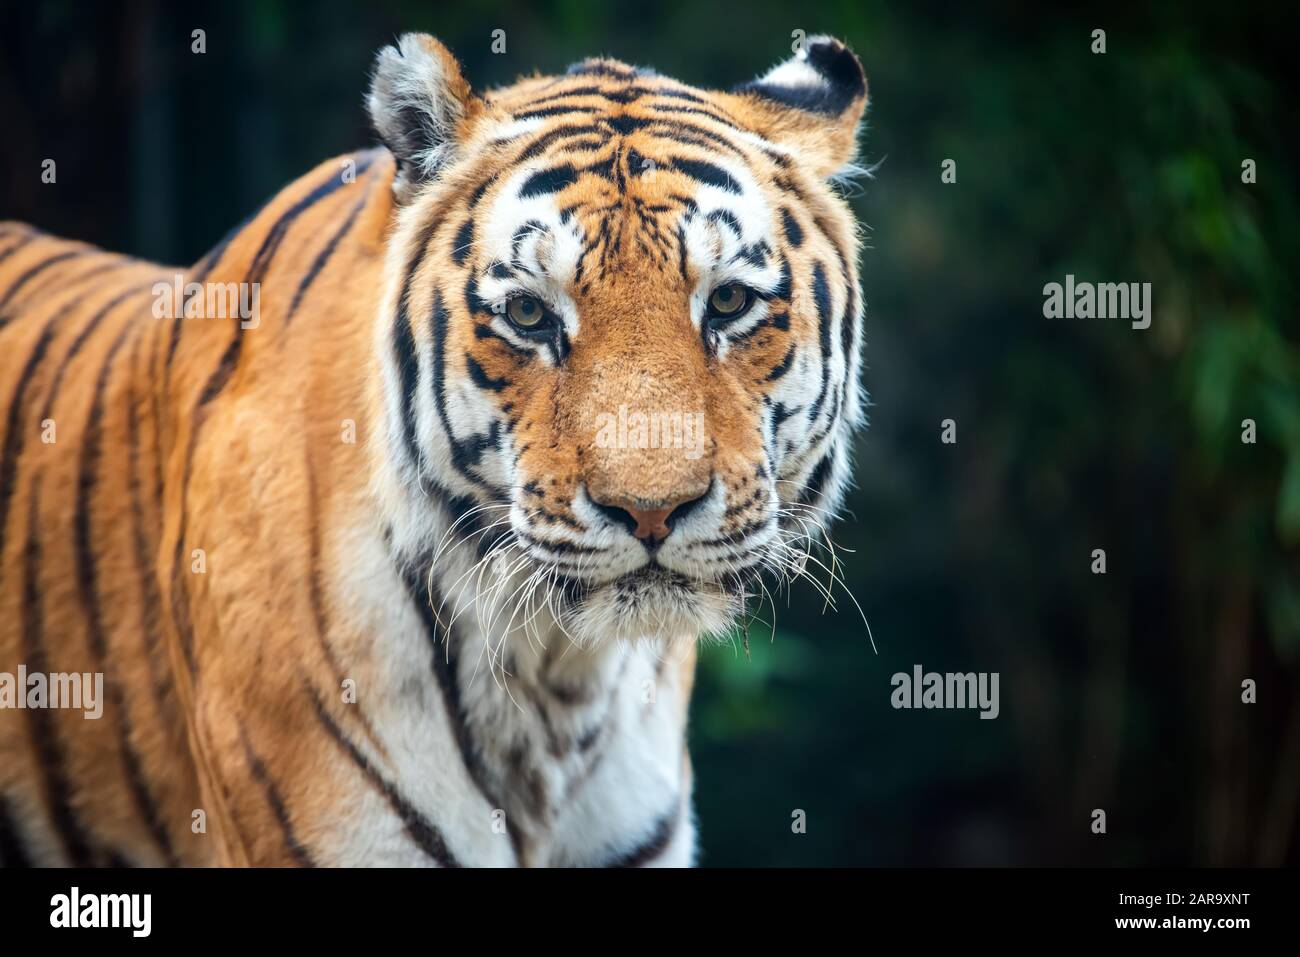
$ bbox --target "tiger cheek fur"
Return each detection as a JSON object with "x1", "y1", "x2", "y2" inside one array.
[{"x1": 0, "y1": 32, "x2": 867, "y2": 867}]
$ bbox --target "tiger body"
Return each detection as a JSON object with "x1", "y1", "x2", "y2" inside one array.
[{"x1": 0, "y1": 34, "x2": 868, "y2": 866}]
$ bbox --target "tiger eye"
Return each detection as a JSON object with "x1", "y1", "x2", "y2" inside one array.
[
  {"x1": 507, "y1": 296, "x2": 545, "y2": 328},
  {"x1": 708, "y1": 284, "x2": 748, "y2": 317}
]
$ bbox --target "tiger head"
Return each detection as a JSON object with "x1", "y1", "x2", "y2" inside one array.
[{"x1": 368, "y1": 34, "x2": 869, "y2": 646}]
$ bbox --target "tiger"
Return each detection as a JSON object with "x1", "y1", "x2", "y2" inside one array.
[{"x1": 0, "y1": 32, "x2": 869, "y2": 867}]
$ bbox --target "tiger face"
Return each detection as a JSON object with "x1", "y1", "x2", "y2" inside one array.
[{"x1": 370, "y1": 34, "x2": 868, "y2": 645}]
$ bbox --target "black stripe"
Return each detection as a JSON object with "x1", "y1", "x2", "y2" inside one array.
[
  {"x1": 811, "y1": 262, "x2": 832, "y2": 326},
  {"x1": 766, "y1": 344, "x2": 797, "y2": 382},
  {"x1": 21, "y1": 490, "x2": 94, "y2": 865},
  {"x1": 516, "y1": 123, "x2": 606, "y2": 163},
  {"x1": 703, "y1": 512, "x2": 771, "y2": 547},
  {"x1": 467, "y1": 175, "x2": 496, "y2": 209},
  {"x1": 466, "y1": 355, "x2": 507, "y2": 392},
  {"x1": 197, "y1": 161, "x2": 375, "y2": 411},
  {"x1": 450, "y1": 219, "x2": 474, "y2": 266},
  {"x1": 195, "y1": 325, "x2": 243, "y2": 408},
  {"x1": 519, "y1": 164, "x2": 578, "y2": 199},
  {"x1": 186, "y1": 156, "x2": 377, "y2": 405},
  {"x1": 645, "y1": 84, "x2": 730, "y2": 110},
  {"x1": 391, "y1": 304, "x2": 424, "y2": 471},
  {"x1": 124, "y1": 332, "x2": 174, "y2": 745},
  {"x1": 167, "y1": 516, "x2": 199, "y2": 677},
  {"x1": 303, "y1": 446, "x2": 339, "y2": 666},
  {"x1": 771, "y1": 400, "x2": 797, "y2": 432},
  {"x1": 651, "y1": 122, "x2": 748, "y2": 158},
  {"x1": 307, "y1": 685, "x2": 461, "y2": 867},
  {"x1": 402, "y1": 567, "x2": 484, "y2": 783},
  {"x1": 463, "y1": 272, "x2": 491, "y2": 317},
  {"x1": 391, "y1": 217, "x2": 442, "y2": 475},
  {"x1": 513, "y1": 104, "x2": 602, "y2": 120},
  {"x1": 473, "y1": 321, "x2": 529, "y2": 356},
  {"x1": 738, "y1": 238, "x2": 770, "y2": 270},
  {"x1": 798, "y1": 452, "x2": 835, "y2": 508},
  {"x1": 168, "y1": 413, "x2": 207, "y2": 678},
  {"x1": 600, "y1": 113, "x2": 650, "y2": 137},
  {"x1": 514, "y1": 528, "x2": 605, "y2": 557},
  {"x1": 303, "y1": 447, "x2": 388, "y2": 760},
  {"x1": 517, "y1": 82, "x2": 725, "y2": 113},
  {"x1": 0, "y1": 319, "x2": 59, "y2": 563},
  {"x1": 249, "y1": 158, "x2": 376, "y2": 286},
  {"x1": 644, "y1": 101, "x2": 743, "y2": 130},
  {"x1": 165, "y1": 211, "x2": 252, "y2": 376},
  {"x1": 770, "y1": 256, "x2": 793, "y2": 304},
  {"x1": 38, "y1": 283, "x2": 154, "y2": 426},
  {"x1": 0, "y1": 231, "x2": 40, "y2": 286},
  {"x1": 676, "y1": 222, "x2": 690, "y2": 283},
  {"x1": 672, "y1": 158, "x2": 741, "y2": 194},
  {"x1": 604, "y1": 806, "x2": 680, "y2": 867},
  {"x1": 0, "y1": 277, "x2": 146, "y2": 562},
  {"x1": 806, "y1": 262, "x2": 834, "y2": 423},
  {"x1": 75, "y1": 323, "x2": 178, "y2": 866},
  {"x1": 820, "y1": 223, "x2": 858, "y2": 369},
  {"x1": 238, "y1": 725, "x2": 315, "y2": 867},
  {"x1": 781, "y1": 207, "x2": 804, "y2": 247},
  {"x1": 0, "y1": 249, "x2": 85, "y2": 322},
  {"x1": 507, "y1": 85, "x2": 607, "y2": 109},
  {"x1": 430, "y1": 292, "x2": 501, "y2": 491},
  {"x1": 398, "y1": 561, "x2": 525, "y2": 861},
  {"x1": 285, "y1": 189, "x2": 370, "y2": 324},
  {"x1": 511, "y1": 220, "x2": 548, "y2": 260},
  {"x1": 708, "y1": 208, "x2": 742, "y2": 238},
  {"x1": 565, "y1": 59, "x2": 643, "y2": 79},
  {"x1": 0, "y1": 794, "x2": 35, "y2": 867}
]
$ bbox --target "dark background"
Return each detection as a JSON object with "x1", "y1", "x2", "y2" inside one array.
[{"x1": 2, "y1": 0, "x2": 1296, "y2": 866}]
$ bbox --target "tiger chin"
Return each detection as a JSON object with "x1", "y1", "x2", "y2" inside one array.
[{"x1": 0, "y1": 33, "x2": 869, "y2": 867}]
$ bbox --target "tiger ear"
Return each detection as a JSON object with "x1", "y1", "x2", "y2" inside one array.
[
  {"x1": 367, "y1": 33, "x2": 482, "y2": 203},
  {"x1": 728, "y1": 36, "x2": 868, "y2": 180}
]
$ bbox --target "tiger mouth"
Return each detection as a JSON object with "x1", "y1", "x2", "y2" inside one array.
[
  {"x1": 621, "y1": 564, "x2": 688, "y2": 585},
  {"x1": 562, "y1": 562, "x2": 751, "y2": 602},
  {"x1": 614, "y1": 564, "x2": 696, "y2": 594}
]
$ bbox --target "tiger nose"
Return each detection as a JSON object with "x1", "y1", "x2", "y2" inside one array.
[{"x1": 591, "y1": 488, "x2": 710, "y2": 545}]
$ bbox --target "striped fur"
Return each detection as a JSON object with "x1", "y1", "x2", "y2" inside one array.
[{"x1": 0, "y1": 34, "x2": 868, "y2": 866}]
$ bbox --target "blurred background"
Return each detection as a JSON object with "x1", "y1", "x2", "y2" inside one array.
[{"x1": 2, "y1": 0, "x2": 1296, "y2": 866}]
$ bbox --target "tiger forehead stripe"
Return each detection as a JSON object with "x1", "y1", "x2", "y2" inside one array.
[
  {"x1": 511, "y1": 96, "x2": 744, "y2": 133},
  {"x1": 457, "y1": 89, "x2": 805, "y2": 238},
  {"x1": 490, "y1": 100, "x2": 777, "y2": 177},
  {"x1": 500, "y1": 76, "x2": 744, "y2": 119}
]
